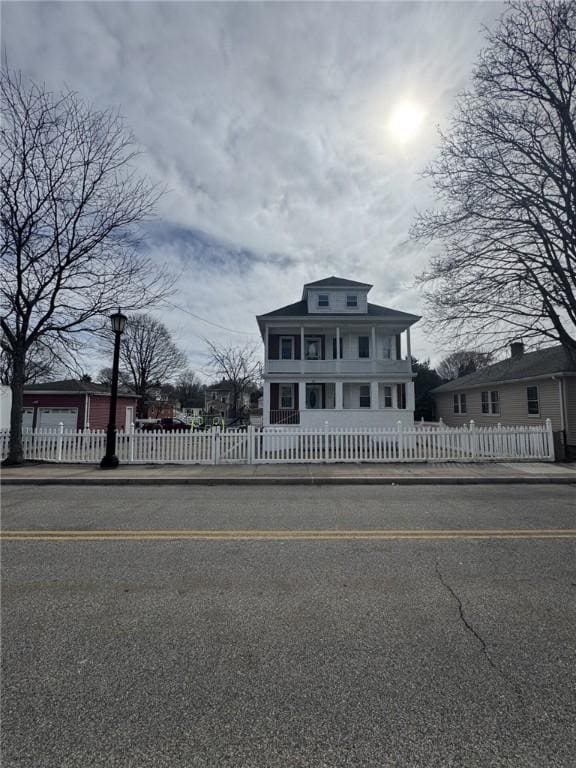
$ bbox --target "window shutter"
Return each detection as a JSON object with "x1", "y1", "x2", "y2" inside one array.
[
  {"x1": 270, "y1": 383, "x2": 279, "y2": 410},
  {"x1": 294, "y1": 383, "x2": 299, "y2": 409},
  {"x1": 268, "y1": 335, "x2": 279, "y2": 360},
  {"x1": 294, "y1": 335, "x2": 301, "y2": 360},
  {"x1": 395, "y1": 335, "x2": 402, "y2": 359}
]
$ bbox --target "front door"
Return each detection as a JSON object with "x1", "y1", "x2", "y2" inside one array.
[{"x1": 306, "y1": 385, "x2": 322, "y2": 409}]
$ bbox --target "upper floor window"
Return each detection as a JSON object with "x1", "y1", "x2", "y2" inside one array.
[
  {"x1": 453, "y1": 393, "x2": 467, "y2": 414},
  {"x1": 317, "y1": 294, "x2": 329, "y2": 307},
  {"x1": 358, "y1": 336, "x2": 370, "y2": 358},
  {"x1": 527, "y1": 385, "x2": 539, "y2": 415},
  {"x1": 346, "y1": 295, "x2": 358, "y2": 307},
  {"x1": 359, "y1": 385, "x2": 371, "y2": 408},
  {"x1": 280, "y1": 336, "x2": 294, "y2": 360},
  {"x1": 304, "y1": 337, "x2": 321, "y2": 360},
  {"x1": 382, "y1": 336, "x2": 392, "y2": 360}
]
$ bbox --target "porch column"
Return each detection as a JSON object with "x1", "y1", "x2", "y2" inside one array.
[
  {"x1": 335, "y1": 381, "x2": 343, "y2": 410},
  {"x1": 263, "y1": 380, "x2": 271, "y2": 426},
  {"x1": 370, "y1": 381, "x2": 379, "y2": 409},
  {"x1": 336, "y1": 326, "x2": 341, "y2": 373},
  {"x1": 406, "y1": 381, "x2": 415, "y2": 411},
  {"x1": 300, "y1": 326, "x2": 305, "y2": 374},
  {"x1": 406, "y1": 327, "x2": 411, "y2": 362},
  {"x1": 371, "y1": 326, "x2": 377, "y2": 373},
  {"x1": 298, "y1": 381, "x2": 306, "y2": 412}
]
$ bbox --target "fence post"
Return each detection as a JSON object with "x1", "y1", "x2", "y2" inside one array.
[
  {"x1": 129, "y1": 423, "x2": 135, "y2": 464},
  {"x1": 247, "y1": 425, "x2": 254, "y2": 464},
  {"x1": 397, "y1": 420, "x2": 403, "y2": 461},
  {"x1": 57, "y1": 422, "x2": 64, "y2": 462},
  {"x1": 212, "y1": 428, "x2": 221, "y2": 465},
  {"x1": 545, "y1": 418, "x2": 555, "y2": 461},
  {"x1": 469, "y1": 420, "x2": 477, "y2": 461}
]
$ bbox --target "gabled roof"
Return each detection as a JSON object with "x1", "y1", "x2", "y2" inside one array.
[
  {"x1": 24, "y1": 379, "x2": 138, "y2": 397},
  {"x1": 303, "y1": 276, "x2": 373, "y2": 289},
  {"x1": 258, "y1": 299, "x2": 420, "y2": 322},
  {"x1": 432, "y1": 345, "x2": 576, "y2": 393}
]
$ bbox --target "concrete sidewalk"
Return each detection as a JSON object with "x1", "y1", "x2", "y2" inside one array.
[{"x1": 2, "y1": 461, "x2": 576, "y2": 485}]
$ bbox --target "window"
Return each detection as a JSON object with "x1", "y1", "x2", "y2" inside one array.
[
  {"x1": 481, "y1": 390, "x2": 500, "y2": 414},
  {"x1": 397, "y1": 383, "x2": 407, "y2": 410},
  {"x1": 359, "y1": 385, "x2": 371, "y2": 408},
  {"x1": 490, "y1": 390, "x2": 500, "y2": 415},
  {"x1": 280, "y1": 337, "x2": 294, "y2": 360},
  {"x1": 332, "y1": 337, "x2": 343, "y2": 359},
  {"x1": 346, "y1": 295, "x2": 358, "y2": 307},
  {"x1": 453, "y1": 393, "x2": 466, "y2": 414},
  {"x1": 527, "y1": 386, "x2": 539, "y2": 415},
  {"x1": 279, "y1": 384, "x2": 294, "y2": 409},
  {"x1": 382, "y1": 385, "x2": 392, "y2": 408},
  {"x1": 304, "y1": 337, "x2": 321, "y2": 360},
  {"x1": 382, "y1": 337, "x2": 392, "y2": 360},
  {"x1": 318, "y1": 294, "x2": 329, "y2": 307},
  {"x1": 358, "y1": 336, "x2": 370, "y2": 358}
]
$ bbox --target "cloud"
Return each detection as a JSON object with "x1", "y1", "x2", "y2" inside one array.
[{"x1": 2, "y1": 0, "x2": 506, "y2": 371}]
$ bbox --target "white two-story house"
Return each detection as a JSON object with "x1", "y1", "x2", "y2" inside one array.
[{"x1": 256, "y1": 276, "x2": 420, "y2": 428}]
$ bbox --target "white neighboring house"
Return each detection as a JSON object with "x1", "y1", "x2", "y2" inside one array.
[
  {"x1": 1, "y1": 385, "x2": 11, "y2": 430},
  {"x1": 256, "y1": 276, "x2": 420, "y2": 428}
]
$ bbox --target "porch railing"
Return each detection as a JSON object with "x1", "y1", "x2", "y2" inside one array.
[{"x1": 270, "y1": 409, "x2": 300, "y2": 425}]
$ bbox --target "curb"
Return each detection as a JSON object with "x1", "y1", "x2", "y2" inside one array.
[{"x1": 2, "y1": 476, "x2": 576, "y2": 486}]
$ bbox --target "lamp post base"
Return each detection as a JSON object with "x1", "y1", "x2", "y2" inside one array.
[{"x1": 100, "y1": 455, "x2": 120, "y2": 469}]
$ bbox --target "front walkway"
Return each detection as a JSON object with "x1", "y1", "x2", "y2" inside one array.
[{"x1": 2, "y1": 461, "x2": 576, "y2": 485}]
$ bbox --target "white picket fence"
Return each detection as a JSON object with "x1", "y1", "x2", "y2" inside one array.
[{"x1": 0, "y1": 420, "x2": 555, "y2": 464}]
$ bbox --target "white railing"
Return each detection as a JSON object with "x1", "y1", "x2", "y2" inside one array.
[{"x1": 0, "y1": 420, "x2": 555, "y2": 465}]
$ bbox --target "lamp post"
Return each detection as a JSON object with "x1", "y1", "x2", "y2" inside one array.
[{"x1": 100, "y1": 308, "x2": 127, "y2": 469}]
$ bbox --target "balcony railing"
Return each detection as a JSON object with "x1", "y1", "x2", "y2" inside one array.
[
  {"x1": 265, "y1": 359, "x2": 412, "y2": 375},
  {"x1": 270, "y1": 409, "x2": 300, "y2": 425}
]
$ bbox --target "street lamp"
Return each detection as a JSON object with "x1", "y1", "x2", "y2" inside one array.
[{"x1": 100, "y1": 308, "x2": 127, "y2": 469}]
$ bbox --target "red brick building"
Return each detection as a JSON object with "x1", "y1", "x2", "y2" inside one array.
[{"x1": 23, "y1": 380, "x2": 140, "y2": 432}]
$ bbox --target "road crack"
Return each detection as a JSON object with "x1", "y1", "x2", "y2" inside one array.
[{"x1": 434, "y1": 558, "x2": 501, "y2": 675}]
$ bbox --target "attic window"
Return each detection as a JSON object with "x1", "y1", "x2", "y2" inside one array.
[
  {"x1": 346, "y1": 295, "x2": 358, "y2": 307},
  {"x1": 318, "y1": 294, "x2": 329, "y2": 307}
]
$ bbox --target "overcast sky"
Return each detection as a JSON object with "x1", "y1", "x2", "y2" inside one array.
[{"x1": 3, "y1": 0, "x2": 506, "y2": 376}]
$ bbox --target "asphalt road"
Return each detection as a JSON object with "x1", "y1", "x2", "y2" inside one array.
[{"x1": 2, "y1": 485, "x2": 576, "y2": 767}]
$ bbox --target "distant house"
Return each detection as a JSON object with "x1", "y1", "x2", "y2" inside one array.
[
  {"x1": 204, "y1": 382, "x2": 251, "y2": 420},
  {"x1": 256, "y1": 276, "x2": 420, "y2": 428},
  {"x1": 432, "y1": 343, "x2": 576, "y2": 455},
  {"x1": 23, "y1": 380, "x2": 139, "y2": 432}
]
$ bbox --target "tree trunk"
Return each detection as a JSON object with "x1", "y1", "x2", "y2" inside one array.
[{"x1": 3, "y1": 346, "x2": 26, "y2": 466}]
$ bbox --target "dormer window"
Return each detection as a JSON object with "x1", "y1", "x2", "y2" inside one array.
[
  {"x1": 346, "y1": 295, "x2": 358, "y2": 307},
  {"x1": 318, "y1": 294, "x2": 329, "y2": 307}
]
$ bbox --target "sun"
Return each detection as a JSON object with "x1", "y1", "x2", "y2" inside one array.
[{"x1": 387, "y1": 101, "x2": 426, "y2": 144}]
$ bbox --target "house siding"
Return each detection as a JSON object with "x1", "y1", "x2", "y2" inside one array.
[
  {"x1": 434, "y1": 378, "x2": 562, "y2": 431},
  {"x1": 23, "y1": 394, "x2": 86, "y2": 430},
  {"x1": 88, "y1": 395, "x2": 139, "y2": 431},
  {"x1": 564, "y1": 377, "x2": 576, "y2": 446}
]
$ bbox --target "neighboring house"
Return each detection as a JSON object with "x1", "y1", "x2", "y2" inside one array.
[
  {"x1": 204, "y1": 382, "x2": 251, "y2": 419},
  {"x1": 256, "y1": 276, "x2": 420, "y2": 428},
  {"x1": 432, "y1": 343, "x2": 576, "y2": 454},
  {"x1": 23, "y1": 380, "x2": 140, "y2": 432}
]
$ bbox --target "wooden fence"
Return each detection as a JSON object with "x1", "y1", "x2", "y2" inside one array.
[{"x1": 0, "y1": 420, "x2": 555, "y2": 464}]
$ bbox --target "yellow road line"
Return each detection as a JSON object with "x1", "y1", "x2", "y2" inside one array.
[{"x1": 1, "y1": 529, "x2": 576, "y2": 541}]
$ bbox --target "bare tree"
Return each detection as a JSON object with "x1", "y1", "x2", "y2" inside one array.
[
  {"x1": 101, "y1": 313, "x2": 187, "y2": 412},
  {"x1": 205, "y1": 341, "x2": 261, "y2": 418},
  {"x1": 173, "y1": 369, "x2": 205, "y2": 409},
  {"x1": 0, "y1": 337, "x2": 62, "y2": 386},
  {"x1": 1, "y1": 68, "x2": 171, "y2": 464},
  {"x1": 436, "y1": 350, "x2": 494, "y2": 381},
  {"x1": 412, "y1": 1, "x2": 576, "y2": 354}
]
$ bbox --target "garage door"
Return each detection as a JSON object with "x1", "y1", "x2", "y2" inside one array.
[
  {"x1": 22, "y1": 408, "x2": 34, "y2": 431},
  {"x1": 37, "y1": 408, "x2": 78, "y2": 432}
]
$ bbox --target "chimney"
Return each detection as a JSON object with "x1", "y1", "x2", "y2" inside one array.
[{"x1": 510, "y1": 342, "x2": 524, "y2": 359}]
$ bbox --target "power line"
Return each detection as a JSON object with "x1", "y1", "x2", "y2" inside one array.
[{"x1": 165, "y1": 301, "x2": 258, "y2": 337}]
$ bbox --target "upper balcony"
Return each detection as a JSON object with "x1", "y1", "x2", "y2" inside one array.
[
  {"x1": 265, "y1": 358, "x2": 412, "y2": 375},
  {"x1": 263, "y1": 326, "x2": 413, "y2": 377}
]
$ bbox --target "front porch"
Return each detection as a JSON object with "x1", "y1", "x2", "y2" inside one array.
[{"x1": 266, "y1": 380, "x2": 415, "y2": 427}]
